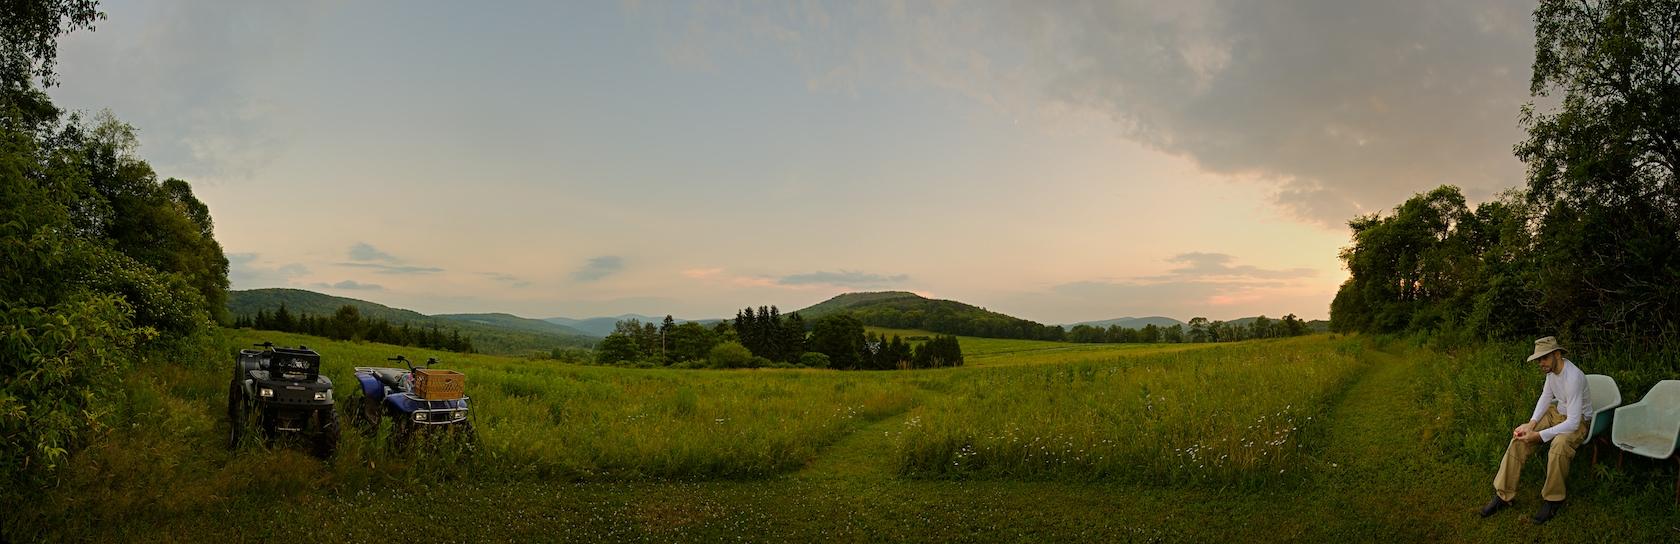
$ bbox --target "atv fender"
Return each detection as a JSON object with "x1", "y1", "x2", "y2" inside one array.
[{"x1": 356, "y1": 373, "x2": 386, "y2": 402}]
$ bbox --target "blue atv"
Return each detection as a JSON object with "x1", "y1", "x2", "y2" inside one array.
[
  {"x1": 227, "y1": 342, "x2": 340, "y2": 458},
  {"x1": 349, "y1": 355, "x2": 475, "y2": 448}
]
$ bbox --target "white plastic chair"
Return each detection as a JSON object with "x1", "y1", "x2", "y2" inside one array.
[
  {"x1": 1612, "y1": 380, "x2": 1680, "y2": 502},
  {"x1": 1613, "y1": 380, "x2": 1680, "y2": 459},
  {"x1": 1585, "y1": 374, "x2": 1621, "y2": 464}
]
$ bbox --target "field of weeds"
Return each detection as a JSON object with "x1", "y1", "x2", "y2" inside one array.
[{"x1": 890, "y1": 336, "x2": 1364, "y2": 484}]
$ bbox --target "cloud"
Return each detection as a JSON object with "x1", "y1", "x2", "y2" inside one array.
[
  {"x1": 348, "y1": 242, "x2": 398, "y2": 262},
  {"x1": 1012, "y1": 0, "x2": 1536, "y2": 224},
  {"x1": 572, "y1": 256, "x2": 625, "y2": 282},
  {"x1": 482, "y1": 272, "x2": 532, "y2": 288},
  {"x1": 1150, "y1": 252, "x2": 1316, "y2": 281},
  {"x1": 681, "y1": 267, "x2": 725, "y2": 279},
  {"x1": 312, "y1": 280, "x2": 383, "y2": 291},
  {"x1": 644, "y1": 0, "x2": 1538, "y2": 225},
  {"x1": 337, "y1": 242, "x2": 443, "y2": 274},
  {"x1": 226, "y1": 253, "x2": 307, "y2": 289},
  {"x1": 777, "y1": 270, "x2": 910, "y2": 287},
  {"x1": 338, "y1": 262, "x2": 444, "y2": 274},
  {"x1": 53, "y1": 1, "x2": 334, "y2": 180},
  {"x1": 998, "y1": 252, "x2": 1321, "y2": 321}
]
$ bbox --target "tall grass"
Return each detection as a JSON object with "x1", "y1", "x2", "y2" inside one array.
[
  {"x1": 865, "y1": 326, "x2": 1218, "y2": 367},
  {"x1": 890, "y1": 336, "x2": 1365, "y2": 485},
  {"x1": 231, "y1": 329, "x2": 919, "y2": 480},
  {"x1": 1416, "y1": 337, "x2": 1680, "y2": 464},
  {"x1": 15, "y1": 328, "x2": 1367, "y2": 539}
]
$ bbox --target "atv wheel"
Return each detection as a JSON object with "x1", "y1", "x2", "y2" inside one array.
[
  {"x1": 312, "y1": 407, "x2": 341, "y2": 459},
  {"x1": 226, "y1": 380, "x2": 244, "y2": 449},
  {"x1": 347, "y1": 389, "x2": 381, "y2": 436},
  {"x1": 391, "y1": 418, "x2": 417, "y2": 451},
  {"x1": 454, "y1": 420, "x2": 478, "y2": 453},
  {"x1": 260, "y1": 408, "x2": 278, "y2": 446}
]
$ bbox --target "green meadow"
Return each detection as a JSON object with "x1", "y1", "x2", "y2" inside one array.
[{"x1": 12, "y1": 329, "x2": 1680, "y2": 542}]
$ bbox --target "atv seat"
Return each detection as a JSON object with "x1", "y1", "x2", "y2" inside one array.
[
  {"x1": 370, "y1": 368, "x2": 409, "y2": 389},
  {"x1": 238, "y1": 350, "x2": 271, "y2": 371}
]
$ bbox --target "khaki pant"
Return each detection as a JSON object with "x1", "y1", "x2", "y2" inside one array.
[{"x1": 1494, "y1": 406, "x2": 1588, "y2": 502}]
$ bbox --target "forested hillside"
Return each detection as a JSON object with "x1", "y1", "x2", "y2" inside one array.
[
  {"x1": 229, "y1": 289, "x2": 596, "y2": 353},
  {"x1": 795, "y1": 292, "x2": 1066, "y2": 340}
]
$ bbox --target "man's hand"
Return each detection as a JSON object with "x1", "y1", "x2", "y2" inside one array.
[
  {"x1": 1521, "y1": 430, "x2": 1544, "y2": 444},
  {"x1": 1512, "y1": 422, "x2": 1536, "y2": 438}
]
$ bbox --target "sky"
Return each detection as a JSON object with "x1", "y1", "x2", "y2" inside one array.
[{"x1": 48, "y1": 0, "x2": 1540, "y2": 323}]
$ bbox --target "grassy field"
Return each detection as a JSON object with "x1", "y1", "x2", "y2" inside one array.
[
  {"x1": 892, "y1": 337, "x2": 1364, "y2": 484},
  {"x1": 865, "y1": 326, "x2": 1215, "y2": 366},
  {"x1": 11, "y1": 329, "x2": 1680, "y2": 542}
]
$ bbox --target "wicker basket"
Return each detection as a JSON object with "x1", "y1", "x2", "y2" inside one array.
[{"x1": 413, "y1": 368, "x2": 466, "y2": 400}]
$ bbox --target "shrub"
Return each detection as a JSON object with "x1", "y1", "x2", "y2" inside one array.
[
  {"x1": 798, "y1": 352, "x2": 831, "y2": 368},
  {"x1": 0, "y1": 294, "x2": 141, "y2": 491},
  {"x1": 707, "y1": 341, "x2": 754, "y2": 369}
]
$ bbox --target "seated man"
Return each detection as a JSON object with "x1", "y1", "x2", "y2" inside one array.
[{"x1": 1479, "y1": 336, "x2": 1594, "y2": 524}]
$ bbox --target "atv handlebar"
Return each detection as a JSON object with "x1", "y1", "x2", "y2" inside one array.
[
  {"x1": 253, "y1": 342, "x2": 274, "y2": 348},
  {"x1": 384, "y1": 355, "x2": 439, "y2": 371}
]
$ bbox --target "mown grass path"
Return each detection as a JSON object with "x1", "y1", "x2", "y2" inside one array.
[{"x1": 795, "y1": 412, "x2": 910, "y2": 481}]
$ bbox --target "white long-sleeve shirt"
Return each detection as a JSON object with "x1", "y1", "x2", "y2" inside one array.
[{"x1": 1530, "y1": 358, "x2": 1594, "y2": 442}]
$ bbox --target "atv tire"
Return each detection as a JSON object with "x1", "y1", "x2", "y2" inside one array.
[
  {"x1": 347, "y1": 389, "x2": 381, "y2": 437},
  {"x1": 391, "y1": 417, "x2": 417, "y2": 451},
  {"x1": 312, "y1": 407, "x2": 341, "y2": 459},
  {"x1": 455, "y1": 420, "x2": 478, "y2": 450},
  {"x1": 226, "y1": 380, "x2": 244, "y2": 449}
]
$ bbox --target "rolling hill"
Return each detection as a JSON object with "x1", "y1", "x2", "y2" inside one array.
[
  {"x1": 793, "y1": 291, "x2": 1064, "y2": 340},
  {"x1": 1065, "y1": 316, "x2": 1186, "y2": 329},
  {"x1": 1070, "y1": 316, "x2": 1329, "y2": 333},
  {"x1": 227, "y1": 289, "x2": 597, "y2": 353}
]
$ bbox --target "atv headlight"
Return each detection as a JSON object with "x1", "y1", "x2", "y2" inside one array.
[
  {"x1": 313, "y1": 391, "x2": 328, "y2": 401},
  {"x1": 456, "y1": 410, "x2": 468, "y2": 420},
  {"x1": 259, "y1": 388, "x2": 274, "y2": 398},
  {"x1": 414, "y1": 412, "x2": 428, "y2": 422}
]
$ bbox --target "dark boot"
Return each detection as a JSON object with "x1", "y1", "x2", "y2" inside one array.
[
  {"x1": 1530, "y1": 500, "x2": 1564, "y2": 524},
  {"x1": 1479, "y1": 495, "x2": 1511, "y2": 518}
]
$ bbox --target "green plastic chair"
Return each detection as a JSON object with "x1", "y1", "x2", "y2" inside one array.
[
  {"x1": 1585, "y1": 374, "x2": 1621, "y2": 464},
  {"x1": 1612, "y1": 380, "x2": 1680, "y2": 502}
]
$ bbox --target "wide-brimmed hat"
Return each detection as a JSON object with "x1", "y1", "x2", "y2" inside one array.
[{"x1": 1526, "y1": 336, "x2": 1567, "y2": 362}]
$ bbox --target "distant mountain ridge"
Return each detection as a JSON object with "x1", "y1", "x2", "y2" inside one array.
[
  {"x1": 543, "y1": 314, "x2": 723, "y2": 337},
  {"x1": 1070, "y1": 315, "x2": 1330, "y2": 333},
  {"x1": 1064, "y1": 316, "x2": 1186, "y2": 329},
  {"x1": 227, "y1": 289, "x2": 596, "y2": 354}
]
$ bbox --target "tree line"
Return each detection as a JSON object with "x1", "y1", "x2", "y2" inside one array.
[
  {"x1": 846, "y1": 303, "x2": 1067, "y2": 341},
  {"x1": 588, "y1": 307, "x2": 962, "y2": 370},
  {"x1": 1332, "y1": 0, "x2": 1680, "y2": 354},
  {"x1": 3, "y1": 1, "x2": 232, "y2": 495},
  {"x1": 234, "y1": 304, "x2": 475, "y2": 353},
  {"x1": 1065, "y1": 315, "x2": 1312, "y2": 344}
]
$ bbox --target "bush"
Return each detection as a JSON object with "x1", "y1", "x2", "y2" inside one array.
[
  {"x1": 798, "y1": 352, "x2": 831, "y2": 368},
  {"x1": 706, "y1": 341, "x2": 754, "y2": 369},
  {"x1": 0, "y1": 294, "x2": 141, "y2": 491}
]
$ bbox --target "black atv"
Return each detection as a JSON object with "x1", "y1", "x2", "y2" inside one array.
[{"x1": 227, "y1": 342, "x2": 340, "y2": 458}]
